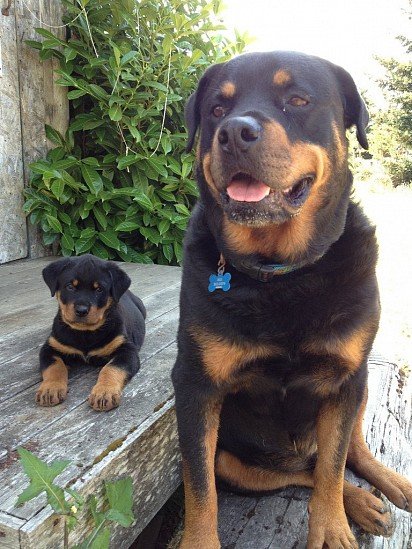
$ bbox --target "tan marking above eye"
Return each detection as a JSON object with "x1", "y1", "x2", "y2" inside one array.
[
  {"x1": 273, "y1": 69, "x2": 291, "y2": 86},
  {"x1": 72, "y1": 279, "x2": 79, "y2": 287},
  {"x1": 288, "y1": 96, "x2": 309, "y2": 107},
  {"x1": 220, "y1": 81, "x2": 236, "y2": 98}
]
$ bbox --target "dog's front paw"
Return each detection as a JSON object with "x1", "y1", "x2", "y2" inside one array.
[
  {"x1": 88, "y1": 384, "x2": 121, "y2": 411},
  {"x1": 36, "y1": 382, "x2": 67, "y2": 407},
  {"x1": 308, "y1": 496, "x2": 358, "y2": 549}
]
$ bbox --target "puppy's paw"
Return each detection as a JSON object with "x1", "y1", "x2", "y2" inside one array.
[
  {"x1": 344, "y1": 485, "x2": 393, "y2": 536},
  {"x1": 88, "y1": 384, "x2": 121, "y2": 412},
  {"x1": 36, "y1": 382, "x2": 67, "y2": 407},
  {"x1": 379, "y1": 471, "x2": 412, "y2": 512},
  {"x1": 308, "y1": 496, "x2": 358, "y2": 549}
]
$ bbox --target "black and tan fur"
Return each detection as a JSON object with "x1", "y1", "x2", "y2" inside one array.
[
  {"x1": 37, "y1": 254, "x2": 146, "y2": 411},
  {"x1": 171, "y1": 51, "x2": 412, "y2": 548}
]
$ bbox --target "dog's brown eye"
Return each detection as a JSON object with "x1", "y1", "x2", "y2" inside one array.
[
  {"x1": 95, "y1": 286, "x2": 103, "y2": 293},
  {"x1": 66, "y1": 283, "x2": 74, "y2": 291},
  {"x1": 212, "y1": 106, "x2": 226, "y2": 118},
  {"x1": 288, "y1": 96, "x2": 309, "y2": 107}
]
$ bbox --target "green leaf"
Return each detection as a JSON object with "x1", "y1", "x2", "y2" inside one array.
[
  {"x1": 108, "y1": 105, "x2": 122, "y2": 121},
  {"x1": 174, "y1": 240, "x2": 183, "y2": 263},
  {"x1": 51, "y1": 179, "x2": 65, "y2": 199},
  {"x1": 146, "y1": 157, "x2": 168, "y2": 178},
  {"x1": 120, "y1": 50, "x2": 138, "y2": 65},
  {"x1": 115, "y1": 221, "x2": 140, "y2": 232},
  {"x1": 99, "y1": 230, "x2": 121, "y2": 250},
  {"x1": 82, "y1": 157, "x2": 100, "y2": 167},
  {"x1": 73, "y1": 526, "x2": 111, "y2": 549},
  {"x1": 46, "y1": 214, "x2": 63, "y2": 233},
  {"x1": 61, "y1": 232, "x2": 75, "y2": 251},
  {"x1": 81, "y1": 164, "x2": 103, "y2": 195},
  {"x1": 67, "y1": 89, "x2": 87, "y2": 99},
  {"x1": 45, "y1": 125, "x2": 65, "y2": 147},
  {"x1": 158, "y1": 219, "x2": 170, "y2": 235},
  {"x1": 105, "y1": 477, "x2": 134, "y2": 527},
  {"x1": 93, "y1": 205, "x2": 108, "y2": 230},
  {"x1": 106, "y1": 508, "x2": 133, "y2": 527},
  {"x1": 91, "y1": 242, "x2": 110, "y2": 259},
  {"x1": 16, "y1": 448, "x2": 70, "y2": 513},
  {"x1": 174, "y1": 203, "x2": 190, "y2": 216},
  {"x1": 133, "y1": 193, "x2": 153, "y2": 211},
  {"x1": 117, "y1": 154, "x2": 141, "y2": 170},
  {"x1": 75, "y1": 236, "x2": 95, "y2": 254},
  {"x1": 162, "y1": 244, "x2": 173, "y2": 262}
]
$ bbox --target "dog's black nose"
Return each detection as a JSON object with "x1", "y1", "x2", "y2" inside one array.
[
  {"x1": 75, "y1": 304, "x2": 90, "y2": 317},
  {"x1": 217, "y1": 116, "x2": 262, "y2": 153}
]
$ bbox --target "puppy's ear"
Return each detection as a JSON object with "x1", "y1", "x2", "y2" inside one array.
[
  {"x1": 42, "y1": 258, "x2": 72, "y2": 296},
  {"x1": 107, "y1": 262, "x2": 131, "y2": 302},
  {"x1": 330, "y1": 63, "x2": 369, "y2": 150},
  {"x1": 185, "y1": 63, "x2": 225, "y2": 152}
]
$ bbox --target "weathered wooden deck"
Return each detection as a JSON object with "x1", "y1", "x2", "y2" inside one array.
[{"x1": 0, "y1": 258, "x2": 411, "y2": 548}]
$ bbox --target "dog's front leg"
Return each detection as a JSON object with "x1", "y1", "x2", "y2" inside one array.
[
  {"x1": 173, "y1": 367, "x2": 222, "y2": 549},
  {"x1": 88, "y1": 341, "x2": 139, "y2": 411},
  {"x1": 308, "y1": 386, "x2": 359, "y2": 549}
]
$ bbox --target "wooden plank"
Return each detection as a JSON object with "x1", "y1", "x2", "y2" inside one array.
[
  {"x1": 0, "y1": 0, "x2": 27, "y2": 264},
  {"x1": 215, "y1": 356, "x2": 412, "y2": 549},
  {"x1": 0, "y1": 511, "x2": 25, "y2": 548},
  {"x1": 15, "y1": 0, "x2": 69, "y2": 259}
]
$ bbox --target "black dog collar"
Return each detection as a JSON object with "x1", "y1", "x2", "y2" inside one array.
[{"x1": 223, "y1": 255, "x2": 308, "y2": 282}]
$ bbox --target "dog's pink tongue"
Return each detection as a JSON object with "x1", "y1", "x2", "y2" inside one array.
[{"x1": 227, "y1": 178, "x2": 270, "y2": 202}]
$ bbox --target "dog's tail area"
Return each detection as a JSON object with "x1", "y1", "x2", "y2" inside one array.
[{"x1": 129, "y1": 293, "x2": 147, "y2": 319}]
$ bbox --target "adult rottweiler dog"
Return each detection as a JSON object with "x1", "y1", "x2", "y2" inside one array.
[
  {"x1": 172, "y1": 51, "x2": 412, "y2": 548},
  {"x1": 37, "y1": 254, "x2": 146, "y2": 411}
]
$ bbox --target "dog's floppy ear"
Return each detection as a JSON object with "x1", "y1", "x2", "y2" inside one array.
[
  {"x1": 185, "y1": 62, "x2": 225, "y2": 152},
  {"x1": 42, "y1": 257, "x2": 72, "y2": 296},
  {"x1": 330, "y1": 63, "x2": 369, "y2": 150},
  {"x1": 107, "y1": 262, "x2": 131, "y2": 302}
]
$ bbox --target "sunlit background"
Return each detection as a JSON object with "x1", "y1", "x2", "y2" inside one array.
[{"x1": 222, "y1": 0, "x2": 410, "y2": 104}]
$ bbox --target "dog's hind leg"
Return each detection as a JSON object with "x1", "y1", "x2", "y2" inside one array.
[
  {"x1": 216, "y1": 449, "x2": 393, "y2": 537},
  {"x1": 347, "y1": 388, "x2": 412, "y2": 512}
]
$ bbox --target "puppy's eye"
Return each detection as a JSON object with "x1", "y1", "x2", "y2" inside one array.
[
  {"x1": 287, "y1": 96, "x2": 309, "y2": 107},
  {"x1": 66, "y1": 283, "x2": 75, "y2": 291},
  {"x1": 95, "y1": 286, "x2": 103, "y2": 293},
  {"x1": 212, "y1": 106, "x2": 226, "y2": 118}
]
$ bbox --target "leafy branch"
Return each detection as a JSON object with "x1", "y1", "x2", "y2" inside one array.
[{"x1": 17, "y1": 448, "x2": 135, "y2": 549}]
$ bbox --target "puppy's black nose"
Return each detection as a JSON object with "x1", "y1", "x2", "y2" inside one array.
[
  {"x1": 218, "y1": 116, "x2": 262, "y2": 153},
  {"x1": 75, "y1": 304, "x2": 90, "y2": 317}
]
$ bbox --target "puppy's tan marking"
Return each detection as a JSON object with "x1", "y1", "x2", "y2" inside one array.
[
  {"x1": 191, "y1": 327, "x2": 283, "y2": 384},
  {"x1": 88, "y1": 335, "x2": 126, "y2": 358},
  {"x1": 88, "y1": 365, "x2": 128, "y2": 411},
  {"x1": 36, "y1": 356, "x2": 68, "y2": 407},
  {"x1": 273, "y1": 69, "x2": 291, "y2": 86},
  {"x1": 57, "y1": 296, "x2": 113, "y2": 331},
  {"x1": 220, "y1": 81, "x2": 236, "y2": 98},
  {"x1": 72, "y1": 279, "x2": 79, "y2": 287},
  {"x1": 49, "y1": 336, "x2": 83, "y2": 357}
]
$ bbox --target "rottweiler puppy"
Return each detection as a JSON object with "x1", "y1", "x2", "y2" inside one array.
[
  {"x1": 37, "y1": 254, "x2": 146, "y2": 412},
  {"x1": 172, "y1": 51, "x2": 412, "y2": 548}
]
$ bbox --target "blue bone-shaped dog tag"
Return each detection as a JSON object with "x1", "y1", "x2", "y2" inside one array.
[{"x1": 208, "y1": 272, "x2": 231, "y2": 292}]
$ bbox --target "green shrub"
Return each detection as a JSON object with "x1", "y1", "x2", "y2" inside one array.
[{"x1": 24, "y1": 0, "x2": 248, "y2": 263}]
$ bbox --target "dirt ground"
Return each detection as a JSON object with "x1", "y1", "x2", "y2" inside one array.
[{"x1": 353, "y1": 170, "x2": 412, "y2": 371}]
